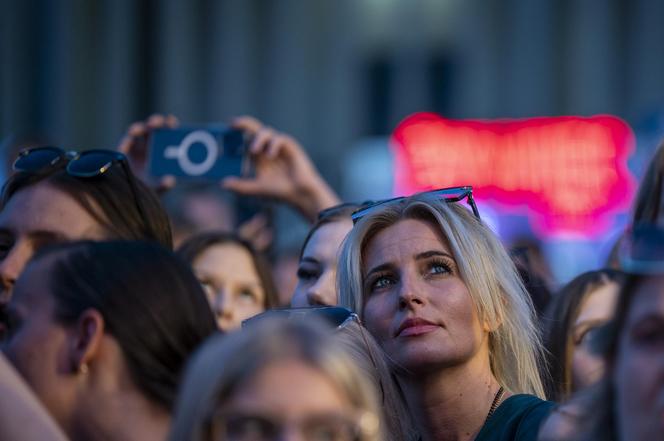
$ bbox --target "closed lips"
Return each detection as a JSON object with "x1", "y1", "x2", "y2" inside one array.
[{"x1": 395, "y1": 318, "x2": 439, "y2": 337}]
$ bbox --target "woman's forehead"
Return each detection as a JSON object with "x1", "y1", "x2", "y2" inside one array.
[{"x1": 362, "y1": 219, "x2": 452, "y2": 266}]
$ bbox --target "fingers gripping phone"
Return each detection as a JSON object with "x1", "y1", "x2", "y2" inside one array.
[{"x1": 148, "y1": 125, "x2": 247, "y2": 179}]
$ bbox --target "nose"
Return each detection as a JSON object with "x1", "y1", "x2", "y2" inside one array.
[
  {"x1": 305, "y1": 270, "x2": 337, "y2": 306},
  {"x1": 212, "y1": 290, "x2": 232, "y2": 319},
  {"x1": 0, "y1": 241, "x2": 32, "y2": 305},
  {"x1": 398, "y1": 275, "x2": 424, "y2": 310}
]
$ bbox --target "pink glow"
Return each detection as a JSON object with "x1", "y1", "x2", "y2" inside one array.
[{"x1": 391, "y1": 112, "x2": 637, "y2": 238}]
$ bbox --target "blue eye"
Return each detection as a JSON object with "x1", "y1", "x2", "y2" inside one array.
[
  {"x1": 369, "y1": 275, "x2": 395, "y2": 292},
  {"x1": 427, "y1": 259, "x2": 452, "y2": 275}
]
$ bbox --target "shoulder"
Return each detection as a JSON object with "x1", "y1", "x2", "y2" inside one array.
[{"x1": 476, "y1": 394, "x2": 555, "y2": 441}]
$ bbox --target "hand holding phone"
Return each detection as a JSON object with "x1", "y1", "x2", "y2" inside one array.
[{"x1": 222, "y1": 116, "x2": 341, "y2": 223}]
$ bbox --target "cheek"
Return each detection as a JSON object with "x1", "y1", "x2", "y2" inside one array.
[
  {"x1": 363, "y1": 297, "x2": 394, "y2": 344},
  {"x1": 6, "y1": 325, "x2": 68, "y2": 387},
  {"x1": 571, "y1": 346, "x2": 604, "y2": 389},
  {"x1": 235, "y1": 300, "x2": 266, "y2": 320},
  {"x1": 614, "y1": 347, "x2": 660, "y2": 409}
]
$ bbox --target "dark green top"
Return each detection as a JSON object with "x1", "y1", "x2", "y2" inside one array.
[{"x1": 475, "y1": 394, "x2": 554, "y2": 441}]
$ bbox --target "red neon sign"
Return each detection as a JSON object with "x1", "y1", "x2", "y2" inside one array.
[{"x1": 391, "y1": 113, "x2": 637, "y2": 237}]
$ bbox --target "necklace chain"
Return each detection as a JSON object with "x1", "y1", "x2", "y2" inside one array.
[{"x1": 484, "y1": 386, "x2": 505, "y2": 424}]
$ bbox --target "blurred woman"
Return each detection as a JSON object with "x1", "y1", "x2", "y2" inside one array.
[
  {"x1": 2, "y1": 241, "x2": 217, "y2": 441},
  {"x1": 0, "y1": 147, "x2": 172, "y2": 337},
  {"x1": 291, "y1": 204, "x2": 358, "y2": 307},
  {"x1": 542, "y1": 224, "x2": 664, "y2": 441},
  {"x1": 177, "y1": 232, "x2": 278, "y2": 331},
  {"x1": 542, "y1": 269, "x2": 624, "y2": 402},
  {"x1": 169, "y1": 318, "x2": 382, "y2": 441},
  {"x1": 338, "y1": 189, "x2": 552, "y2": 441}
]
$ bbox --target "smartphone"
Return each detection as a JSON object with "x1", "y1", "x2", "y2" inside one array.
[{"x1": 148, "y1": 125, "x2": 246, "y2": 180}]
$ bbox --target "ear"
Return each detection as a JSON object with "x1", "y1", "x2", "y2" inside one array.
[
  {"x1": 482, "y1": 307, "x2": 504, "y2": 333},
  {"x1": 67, "y1": 308, "x2": 105, "y2": 374}
]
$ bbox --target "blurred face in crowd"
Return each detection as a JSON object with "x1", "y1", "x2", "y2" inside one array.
[
  {"x1": 570, "y1": 281, "x2": 619, "y2": 391},
  {"x1": 192, "y1": 243, "x2": 266, "y2": 331},
  {"x1": 2, "y1": 257, "x2": 77, "y2": 427},
  {"x1": 361, "y1": 218, "x2": 487, "y2": 373},
  {"x1": 216, "y1": 359, "x2": 362, "y2": 441},
  {"x1": 614, "y1": 275, "x2": 664, "y2": 441},
  {"x1": 291, "y1": 219, "x2": 353, "y2": 307},
  {"x1": 0, "y1": 184, "x2": 107, "y2": 335}
]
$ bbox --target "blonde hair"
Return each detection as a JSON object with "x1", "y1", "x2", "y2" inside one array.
[
  {"x1": 337, "y1": 193, "x2": 546, "y2": 398},
  {"x1": 335, "y1": 320, "x2": 419, "y2": 441},
  {"x1": 168, "y1": 319, "x2": 382, "y2": 441}
]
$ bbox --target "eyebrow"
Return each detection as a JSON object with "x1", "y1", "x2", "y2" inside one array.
[
  {"x1": 365, "y1": 250, "x2": 454, "y2": 278},
  {"x1": 629, "y1": 312, "x2": 664, "y2": 326},
  {"x1": 0, "y1": 227, "x2": 68, "y2": 241},
  {"x1": 415, "y1": 250, "x2": 454, "y2": 260},
  {"x1": 27, "y1": 230, "x2": 70, "y2": 242}
]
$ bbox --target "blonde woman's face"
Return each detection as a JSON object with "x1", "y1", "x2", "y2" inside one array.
[
  {"x1": 361, "y1": 219, "x2": 487, "y2": 373},
  {"x1": 217, "y1": 359, "x2": 363, "y2": 440},
  {"x1": 570, "y1": 282, "x2": 619, "y2": 392},
  {"x1": 192, "y1": 243, "x2": 266, "y2": 332},
  {"x1": 614, "y1": 275, "x2": 664, "y2": 441}
]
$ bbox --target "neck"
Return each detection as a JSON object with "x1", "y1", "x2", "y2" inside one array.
[
  {"x1": 398, "y1": 356, "x2": 503, "y2": 441},
  {"x1": 72, "y1": 390, "x2": 171, "y2": 441}
]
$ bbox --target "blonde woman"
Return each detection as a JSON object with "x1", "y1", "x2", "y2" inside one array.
[
  {"x1": 338, "y1": 188, "x2": 552, "y2": 441},
  {"x1": 169, "y1": 318, "x2": 382, "y2": 441}
]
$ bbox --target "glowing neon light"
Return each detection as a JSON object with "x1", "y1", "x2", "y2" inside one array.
[{"x1": 391, "y1": 113, "x2": 637, "y2": 237}]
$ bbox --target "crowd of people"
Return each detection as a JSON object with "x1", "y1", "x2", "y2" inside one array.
[{"x1": 0, "y1": 114, "x2": 663, "y2": 441}]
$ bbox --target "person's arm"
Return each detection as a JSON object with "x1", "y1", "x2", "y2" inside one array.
[{"x1": 0, "y1": 353, "x2": 69, "y2": 441}]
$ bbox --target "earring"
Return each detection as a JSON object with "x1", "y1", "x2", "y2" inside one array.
[{"x1": 78, "y1": 363, "x2": 89, "y2": 375}]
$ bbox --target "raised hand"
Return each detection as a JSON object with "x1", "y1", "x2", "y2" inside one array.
[{"x1": 222, "y1": 116, "x2": 340, "y2": 223}]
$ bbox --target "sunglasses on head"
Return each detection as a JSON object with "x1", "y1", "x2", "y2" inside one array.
[
  {"x1": 242, "y1": 306, "x2": 358, "y2": 329},
  {"x1": 350, "y1": 185, "x2": 481, "y2": 224},
  {"x1": 13, "y1": 146, "x2": 149, "y2": 232}
]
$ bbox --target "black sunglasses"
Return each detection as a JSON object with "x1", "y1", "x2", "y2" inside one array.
[
  {"x1": 242, "y1": 306, "x2": 358, "y2": 329},
  {"x1": 350, "y1": 185, "x2": 481, "y2": 224},
  {"x1": 13, "y1": 146, "x2": 149, "y2": 232}
]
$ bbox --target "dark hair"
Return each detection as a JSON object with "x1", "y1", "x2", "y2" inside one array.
[
  {"x1": 176, "y1": 231, "x2": 278, "y2": 309},
  {"x1": 510, "y1": 241, "x2": 553, "y2": 319},
  {"x1": 299, "y1": 203, "x2": 361, "y2": 260},
  {"x1": 1, "y1": 159, "x2": 173, "y2": 249},
  {"x1": 632, "y1": 139, "x2": 664, "y2": 224},
  {"x1": 29, "y1": 240, "x2": 217, "y2": 410},
  {"x1": 542, "y1": 269, "x2": 625, "y2": 401}
]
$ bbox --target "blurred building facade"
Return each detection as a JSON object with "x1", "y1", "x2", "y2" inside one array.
[{"x1": 2, "y1": 0, "x2": 664, "y2": 281}]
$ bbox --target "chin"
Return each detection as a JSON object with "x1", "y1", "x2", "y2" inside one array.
[{"x1": 387, "y1": 343, "x2": 468, "y2": 375}]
